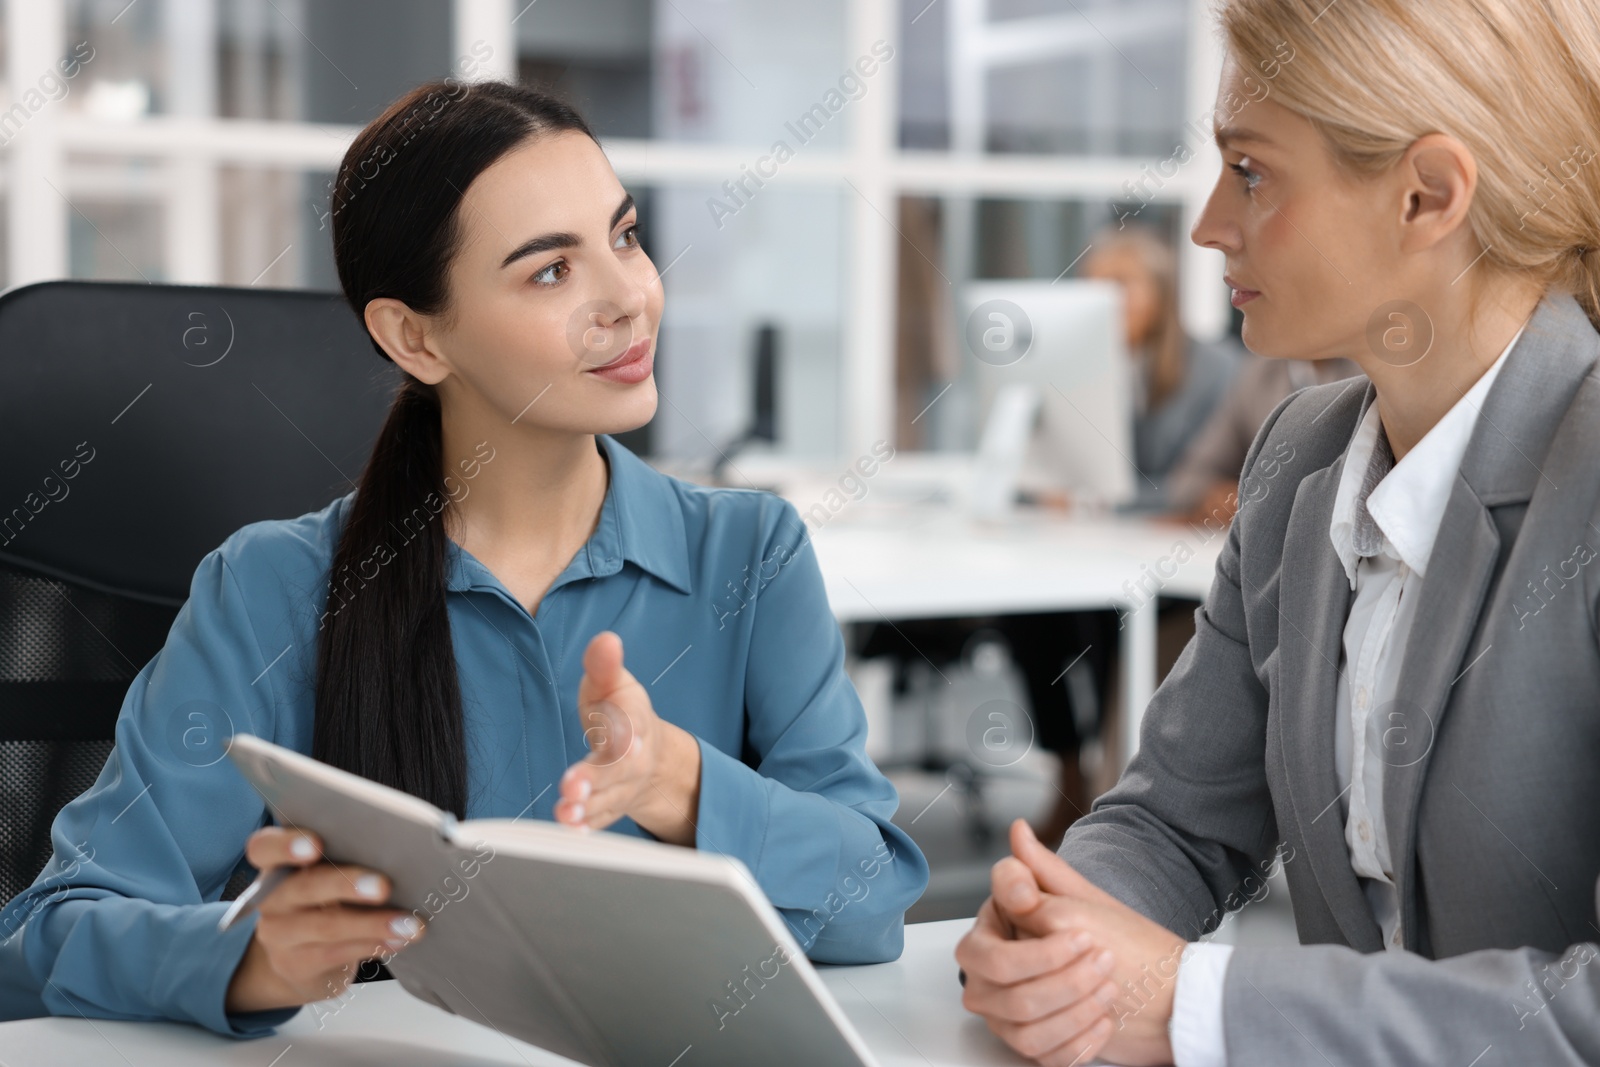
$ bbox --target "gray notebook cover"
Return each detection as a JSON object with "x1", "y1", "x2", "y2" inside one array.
[{"x1": 226, "y1": 734, "x2": 880, "y2": 1067}]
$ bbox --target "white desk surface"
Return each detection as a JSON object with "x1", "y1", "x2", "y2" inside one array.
[
  {"x1": 0, "y1": 918, "x2": 1120, "y2": 1067},
  {"x1": 807, "y1": 504, "x2": 1224, "y2": 763},
  {"x1": 810, "y1": 507, "x2": 1222, "y2": 623},
  {"x1": 725, "y1": 451, "x2": 1226, "y2": 621}
]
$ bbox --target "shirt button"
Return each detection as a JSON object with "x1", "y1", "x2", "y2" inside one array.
[
  {"x1": 1357, "y1": 820, "x2": 1371, "y2": 842},
  {"x1": 1355, "y1": 686, "x2": 1369, "y2": 710}
]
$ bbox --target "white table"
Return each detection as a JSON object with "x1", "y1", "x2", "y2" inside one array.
[
  {"x1": 0, "y1": 919, "x2": 1132, "y2": 1066},
  {"x1": 808, "y1": 505, "x2": 1224, "y2": 763}
]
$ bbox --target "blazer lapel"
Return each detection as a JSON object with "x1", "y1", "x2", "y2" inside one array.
[
  {"x1": 1279, "y1": 454, "x2": 1384, "y2": 952},
  {"x1": 1385, "y1": 290, "x2": 1600, "y2": 950},
  {"x1": 1381, "y1": 482, "x2": 1498, "y2": 950}
]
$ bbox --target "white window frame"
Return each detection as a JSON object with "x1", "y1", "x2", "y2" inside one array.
[{"x1": 6, "y1": 0, "x2": 1228, "y2": 459}]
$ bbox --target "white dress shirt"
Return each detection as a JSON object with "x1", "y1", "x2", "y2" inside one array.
[{"x1": 1167, "y1": 320, "x2": 1527, "y2": 1067}]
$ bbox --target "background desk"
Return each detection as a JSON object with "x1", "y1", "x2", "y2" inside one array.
[
  {"x1": 0, "y1": 918, "x2": 1140, "y2": 1066},
  {"x1": 809, "y1": 507, "x2": 1224, "y2": 763}
]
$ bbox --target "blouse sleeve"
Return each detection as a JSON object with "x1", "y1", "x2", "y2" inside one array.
[
  {"x1": 689, "y1": 498, "x2": 931, "y2": 964},
  {"x1": 0, "y1": 546, "x2": 300, "y2": 1037}
]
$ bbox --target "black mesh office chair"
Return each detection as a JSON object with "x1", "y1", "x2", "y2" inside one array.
[{"x1": 0, "y1": 279, "x2": 398, "y2": 909}]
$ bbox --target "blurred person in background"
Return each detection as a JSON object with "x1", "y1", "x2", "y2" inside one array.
[
  {"x1": 1164, "y1": 354, "x2": 1363, "y2": 528},
  {"x1": 1085, "y1": 226, "x2": 1245, "y2": 514}
]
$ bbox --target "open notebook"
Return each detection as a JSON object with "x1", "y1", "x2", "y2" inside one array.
[{"x1": 225, "y1": 734, "x2": 880, "y2": 1067}]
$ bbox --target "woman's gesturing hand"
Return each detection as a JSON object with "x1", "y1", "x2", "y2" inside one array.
[
  {"x1": 553, "y1": 630, "x2": 702, "y2": 845},
  {"x1": 224, "y1": 827, "x2": 424, "y2": 1015}
]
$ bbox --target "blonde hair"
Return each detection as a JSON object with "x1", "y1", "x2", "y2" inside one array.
[
  {"x1": 1217, "y1": 0, "x2": 1600, "y2": 330},
  {"x1": 1086, "y1": 226, "x2": 1187, "y2": 410}
]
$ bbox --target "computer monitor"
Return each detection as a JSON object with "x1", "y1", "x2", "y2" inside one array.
[{"x1": 961, "y1": 279, "x2": 1134, "y2": 511}]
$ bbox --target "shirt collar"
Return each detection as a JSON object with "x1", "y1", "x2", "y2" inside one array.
[
  {"x1": 444, "y1": 434, "x2": 693, "y2": 597},
  {"x1": 1329, "y1": 401, "x2": 1388, "y2": 585},
  {"x1": 1328, "y1": 319, "x2": 1527, "y2": 585}
]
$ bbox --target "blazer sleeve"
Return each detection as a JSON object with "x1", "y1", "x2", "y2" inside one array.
[
  {"x1": 689, "y1": 498, "x2": 931, "y2": 965},
  {"x1": 1215, "y1": 541, "x2": 1600, "y2": 1064},
  {"x1": 1221, "y1": 937, "x2": 1600, "y2": 1064},
  {"x1": 1056, "y1": 391, "x2": 1301, "y2": 939},
  {"x1": 0, "y1": 546, "x2": 299, "y2": 1037}
]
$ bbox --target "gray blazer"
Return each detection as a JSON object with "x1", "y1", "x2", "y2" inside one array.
[{"x1": 1059, "y1": 288, "x2": 1600, "y2": 1063}]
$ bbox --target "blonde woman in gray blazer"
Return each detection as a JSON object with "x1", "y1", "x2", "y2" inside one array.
[{"x1": 955, "y1": 0, "x2": 1600, "y2": 1064}]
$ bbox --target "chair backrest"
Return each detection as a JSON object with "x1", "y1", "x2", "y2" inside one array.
[{"x1": 0, "y1": 280, "x2": 397, "y2": 903}]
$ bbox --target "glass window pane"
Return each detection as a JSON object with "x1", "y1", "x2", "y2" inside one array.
[
  {"x1": 220, "y1": 165, "x2": 306, "y2": 287},
  {"x1": 66, "y1": 0, "x2": 457, "y2": 123},
  {"x1": 56, "y1": 156, "x2": 329, "y2": 288},
  {"x1": 898, "y1": 0, "x2": 1190, "y2": 156},
  {"x1": 516, "y1": 0, "x2": 654, "y2": 139},
  {"x1": 65, "y1": 0, "x2": 163, "y2": 119},
  {"x1": 69, "y1": 200, "x2": 161, "y2": 282},
  {"x1": 298, "y1": 0, "x2": 451, "y2": 125},
  {"x1": 217, "y1": 0, "x2": 310, "y2": 122},
  {"x1": 647, "y1": 183, "x2": 846, "y2": 462},
  {"x1": 972, "y1": 196, "x2": 1182, "y2": 279},
  {"x1": 517, "y1": 0, "x2": 857, "y2": 148},
  {"x1": 900, "y1": 0, "x2": 949, "y2": 150},
  {"x1": 64, "y1": 156, "x2": 164, "y2": 281}
]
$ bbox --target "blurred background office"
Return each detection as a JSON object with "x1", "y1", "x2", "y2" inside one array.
[{"x1": 0, "y1": 0, "x2": 1355, "y2": 935}]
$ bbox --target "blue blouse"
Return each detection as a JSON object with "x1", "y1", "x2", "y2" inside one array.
[{"x1": 0, "y1": 434, "x2": 928, "y2": 1037}]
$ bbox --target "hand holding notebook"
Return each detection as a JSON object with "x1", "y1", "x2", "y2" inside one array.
[{"x1": 224, "y1": 733, "x2": 880, "y2": 1067}]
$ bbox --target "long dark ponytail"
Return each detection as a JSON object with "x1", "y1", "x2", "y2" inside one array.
[{"x1": 316, "y1": 79, "x2": 595, "y2": 818}]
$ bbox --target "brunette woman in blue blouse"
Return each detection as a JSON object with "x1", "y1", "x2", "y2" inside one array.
[{"x1": 0, "y1": 79, "x2": 928, "y2": 1036}]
